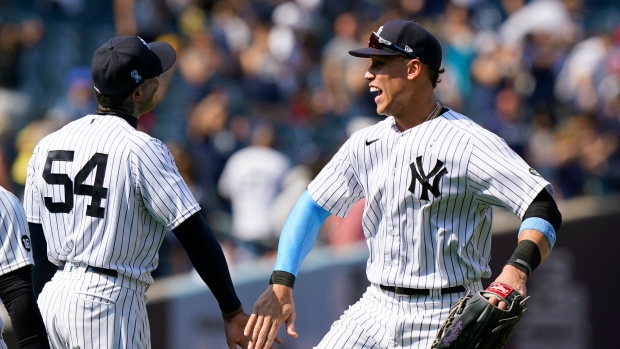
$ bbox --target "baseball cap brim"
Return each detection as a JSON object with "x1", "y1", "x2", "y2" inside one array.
[
  {"x1": 149, "y1": 41, "x2": 176, "y2": 75},
  {"x1": 349, "y1": 47, "x2": 400, "y2": 58}
]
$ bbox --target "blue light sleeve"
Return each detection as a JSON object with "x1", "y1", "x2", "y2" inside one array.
[{"x1": 273, "y1": 191, "x2": 331, "y2": 276}]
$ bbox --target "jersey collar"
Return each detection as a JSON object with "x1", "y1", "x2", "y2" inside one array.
[{"x1": 95, "y1": 109, "x2": 138, "y2": 129}]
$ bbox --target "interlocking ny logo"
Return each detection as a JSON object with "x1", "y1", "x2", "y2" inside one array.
[{"x1": 408, "y1": 156, "x2": 448, "y2": 200}]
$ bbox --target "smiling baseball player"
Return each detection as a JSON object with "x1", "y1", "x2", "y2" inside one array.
[
  {"x1": 23, "y1": 36, "x2": 269, "y2": 349},
  {"x1": 245, "y1": 19, "x2": 562, "y2": 349}
]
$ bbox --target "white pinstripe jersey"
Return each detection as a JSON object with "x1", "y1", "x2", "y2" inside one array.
[
  {"x1": 307, "y1": 109, "x2": 552, "y2": 289},
  {"x1": 24, "y1": 114, "x2": 200, "y2": 285},
  {"x1": 0, "y1": 187, "x2": 32, "y2": 349},
  {"x1": 0, "y1": 186, "x2": 33, "y2": 276}
]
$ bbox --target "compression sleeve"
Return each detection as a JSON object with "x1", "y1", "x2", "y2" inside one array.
[
  {"x1": 520, "y1": 189, "x2": 562, "y2": 249},
  {"x1": 29, "y1": 223, "x2": 57, "y2": 298},
  {"x1": 0, "y1": 266, "x2": 50, "y2": 349},
  {"x1": 172, "y1": 211, "x2": 241, "y2": 314},
  {"x1": 273, "y1": 191, "x2": 331, "y2": 276}
]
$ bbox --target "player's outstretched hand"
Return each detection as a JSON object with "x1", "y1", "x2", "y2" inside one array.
[
  {"x1": 244, "y1": 284, "x2": 296, "y2": 349},
  {"x1": 224, "y1": 309, "x2": 251, "y2": 349}
]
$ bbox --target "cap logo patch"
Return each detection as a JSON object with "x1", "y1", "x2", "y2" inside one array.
[
  {"x1": 405, "y1": 45, "x2": 413, "y2": 53},
  {"x1": 377, "y1": 26, "x2": 384, "y2": 35},
  {"x1": 138, "y1": 36, "x2": 151, "y2": 50},
  {"x1": 131, "y1": 70, "x2": 142, "y2": 83}
]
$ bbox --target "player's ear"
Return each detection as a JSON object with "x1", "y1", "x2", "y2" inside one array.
[
  {"x1": 406, "y1": 59, "x2": 423, "y2": 81},
  {"x1": 130, "y1": 84, "x2": 144, "y2": 101}
]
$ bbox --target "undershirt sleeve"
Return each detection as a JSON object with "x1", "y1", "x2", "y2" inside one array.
[
  {"x1": 28, "y1": 223, "x2": 57, "y2": 298},
  {"x1": 0, "y1": 266, "x2": 50, "y2": 349},
  {"x1": 172, "y1": 211, "x2": 241, "y2": 313},
  {"x1": 273, "y1": 191, "x2": 331, "y2": 276}
]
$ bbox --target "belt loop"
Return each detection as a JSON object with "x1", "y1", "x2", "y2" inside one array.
[{"x1": 430, "y1": 288, "x2": 442, "y2": 299}]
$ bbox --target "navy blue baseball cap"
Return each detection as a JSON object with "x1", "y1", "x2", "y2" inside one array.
[
  {"x1": 91, "y1": 36, "x2": 176, "y2": 96},
  {"x1": 349, "y1": 20, "x2": 442, "y2": 70}
]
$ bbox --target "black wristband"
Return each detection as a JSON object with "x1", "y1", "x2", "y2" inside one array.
[
  {"x1": 269, "y1": 271, "x2": 296, "y2": 289},
  {"x1": 506, "y1": 258, "x2": 532, "y2": 277},
  {"x1": 506, "y1": 239, "x2": 541, "y2": 277}
]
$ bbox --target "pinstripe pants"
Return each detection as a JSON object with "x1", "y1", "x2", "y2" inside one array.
[
  {"x1": 38, "y1": 262, "x2": 150, "y2": 349},
  {"x1": 315, "y1": 282, "x2": 482, "y2": 349}
]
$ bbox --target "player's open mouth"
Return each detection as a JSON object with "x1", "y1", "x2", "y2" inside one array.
[{"x1": 370, "y1": 86, "x2": 382, "y2": 103}]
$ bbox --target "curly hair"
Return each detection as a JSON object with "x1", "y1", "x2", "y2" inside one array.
[
  {"x1": 427, "y1": 65, "x2": 445, "y2": 88},
  {"x1": 94, "y1": 90, "x2": 132, "y2": 109}
]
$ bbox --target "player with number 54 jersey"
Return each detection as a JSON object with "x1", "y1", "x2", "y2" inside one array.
[
  {"x1": 23, "y1": 36, "x2": 256, "y2": 349},
  {"x1": 24, "y1": 112, "x2": 189, "y2": 285}
]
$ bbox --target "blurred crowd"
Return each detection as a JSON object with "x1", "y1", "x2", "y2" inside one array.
[{"x1": 0, "y1": 0, "x2": 619, "y2": 276}]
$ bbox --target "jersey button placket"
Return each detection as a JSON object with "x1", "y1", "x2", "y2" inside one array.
[{"x1": 389, "y1": 136, "x2": 402, "y2": 236}]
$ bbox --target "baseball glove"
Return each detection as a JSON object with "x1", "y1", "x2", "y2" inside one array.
[{"x1": 430, "y1": 282, "x2": 528, "y2": 349}]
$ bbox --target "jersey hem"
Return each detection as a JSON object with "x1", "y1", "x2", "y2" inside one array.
[{"x1": 0, "y1": 260, "x2": 33, "y2": 277}]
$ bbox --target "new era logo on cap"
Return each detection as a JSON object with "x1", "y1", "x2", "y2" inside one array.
[{"x1": 91, "y1": 36, "x2": 176, "y2": 96}]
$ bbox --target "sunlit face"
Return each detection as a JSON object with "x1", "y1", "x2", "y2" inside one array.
[
  {"x1": 365, "y1": 55, "x2": 411, "y2": 117},
  {"x1": 138, "y1": 76, "x2": 160, "y2": 115}
]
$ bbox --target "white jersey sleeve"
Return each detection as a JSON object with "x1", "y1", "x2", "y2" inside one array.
[
  {"x1": 24, "y1": 144, "x2": 43, "y2": 225},
  {"x1": 130, "y1": 138, "x2": 200, "y2": 230},
  {"x1": 0, "y1": 187, "x2": 34, "y2": 276},
  {"x1": 466, "y1": 131, "x2": 552, "y2": 218},
  {"x1": 307, "y1": 138, "x2": 364, "y2": 217}
]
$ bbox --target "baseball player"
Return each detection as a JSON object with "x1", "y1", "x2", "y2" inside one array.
[
  {"x1": 244, "y1": 19, "x2": 562, "y2": 349},
  {"x1": 24, "y1": 36, "x2": 275, "y2": 349},
  {"x1": 0, "y1": 185, "x2": 49, "y2": 349}
]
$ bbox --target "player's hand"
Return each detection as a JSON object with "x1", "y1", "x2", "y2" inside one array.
[
  {"x1": 225, "y1": 309, "x2": 283, "y2": 349},
  {"x1": 488, "y1": 264, "x2": 528, "y2": 310},
  {"x1": 223, "y1": 309, "x2": 251, "y2": 349},
  {"x1": 244, "y1": 284, "x2": 296, "y2": 349}
]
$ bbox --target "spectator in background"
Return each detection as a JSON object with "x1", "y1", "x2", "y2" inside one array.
[
  {"x1": 10, "y1": 115, "x2": 63, "y2": 195},
  {"x1": 0, "y1": 5, "x2": 44, "y2": 131},
  {"x1": 555, "y1": 22, "x2": 615, "y2": 113},
  {"x1": 526, "y1": 110, "x2": 558, "y2": 185},
  {"x1": 321, "y1": 12, "x2": 364, "y2": 117},
  {"x1": 553, "y1": 115, "x2": 586, "y2": 198},
  {"x1": 218, "y1": 123, "x2": 290, "y2": 262},
  {"x1": 46, "y1": 66, "x2": 97, "y2": 124},
  {"x1": 487, "y1": 86, "x2": 530, "y2": 157},
  {"x1": 571, "y1": 113, "x2": 619, "y2": 195},
  {"x1": 0, "y1": 5, "x2": 43, "y2": 91},
  {"x1": 436, "y1": 1, "x2": 476, "y2": 110},
  {"x1": 187, "y1": 91, "x2": 239, "y2": 214}
]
